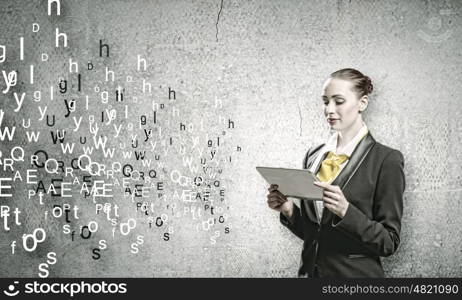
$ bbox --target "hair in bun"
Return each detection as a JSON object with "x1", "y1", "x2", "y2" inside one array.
[
  {"x1": 330, "y1": 68, "x2": 373, "y2": 97},
  {"x1": 363, "y1": 75, "x2": 373, "y2": 95}
]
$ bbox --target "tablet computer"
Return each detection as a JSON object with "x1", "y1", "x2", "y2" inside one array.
[{"x1": 256, "y1": 166, "x2": 323, "y2": 200}]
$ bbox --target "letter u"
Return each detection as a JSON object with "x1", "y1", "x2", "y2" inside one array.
[
  {"x1": 22, "y1": 118, "x2": 31, "y2": 128},
  {"x1": 46, "y1": 115, "x2": 55, "y2": 127}
]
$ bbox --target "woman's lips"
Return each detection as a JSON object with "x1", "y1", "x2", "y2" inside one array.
[{"x1": 327, "y1": 118, "x2": 338, "y2": 124}]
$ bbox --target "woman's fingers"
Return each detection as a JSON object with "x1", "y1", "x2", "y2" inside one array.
[
  {"x1": 268, "y1": 185, "x2": 288, "y2": 199},
  {"x1": 323, "y1": 196, "x2": 337, "y2": 205},
  {"x1": 267, "y1": 197, "x2": 284, "y2": 209},
  {"x1": 274, "y1": 191, "x2": 287, "y2": 201},
  {"x1": 268, "y1": 184, "x2": 279, "y2": 192},
  {"x1": 314, "y1": 181, "x2": 341, "y2": 193},
  {"x1": 324, "y1": 202, "x2": 335, "y2": 210},
  {"x1": 266, "y1": 185, "x2": 289, "y2": 211},
  {"x1": 267, "y1": 195, "x2": 285, "y2": 204},
  {"x1": 267, "y1": 188, "x2": 288, "y2": 202},
  {"x1": 323, "y1": 190, "x2": 339, "y2": 200},
  {"x1": 268, "y1": 201, "x2": 282, "y2": 209}
]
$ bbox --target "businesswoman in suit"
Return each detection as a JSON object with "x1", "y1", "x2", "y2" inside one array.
[{"x1": 267, "y1": 68, "x2": 405, "y2": 278}]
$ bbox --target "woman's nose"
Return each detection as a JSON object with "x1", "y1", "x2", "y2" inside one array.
[{"x1": 325, "y1": 101, "x2": 336, "y2": 114}]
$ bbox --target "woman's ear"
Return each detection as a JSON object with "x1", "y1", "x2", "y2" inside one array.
[{"x1": 359, "y1": 96, "x2": 369, "y2": 112}]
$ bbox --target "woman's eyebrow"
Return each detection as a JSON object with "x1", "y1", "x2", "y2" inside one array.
[{"x1": 322, "y1": 94, "x2": 344, "y2": 99}]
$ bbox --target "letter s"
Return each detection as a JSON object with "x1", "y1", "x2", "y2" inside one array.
[
  {"x1": 118, "y1": 283, "x2": 127, "y2": 293},
  {"x1": 163, "y1": 232, "x2": 169, "y2": 241},
  {"x1": 38, "y1": 263, "x2": 49, "y2": 278},
  {"x1": 99, "y1": 239, "x2": 107, "y2": 250},
  {"x1": 63, "y1": 224, "x2": 71, "y2": 234},
  {"x1": 92, "y1": 248, "x2": 101, "y2": 260},
  {"x1": 47, "y1": 252, "x2": 57, "y2": 265}
]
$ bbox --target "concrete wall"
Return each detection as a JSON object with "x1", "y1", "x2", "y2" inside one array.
[{"x1": 0, "y1": 0, "x2": 461, "y2": 277}]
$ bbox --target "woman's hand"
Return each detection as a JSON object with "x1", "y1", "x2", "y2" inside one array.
[
  {"x1": 267, "y1": 184, "x2": 293, "y2": 218},
  {"x1": 313, "y1": 181, "x2": 349, "y2": 218}
]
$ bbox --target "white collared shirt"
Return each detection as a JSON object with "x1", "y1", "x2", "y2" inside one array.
[{"x1": 309, "y1": 122, "x2": 369, "y2": 221}]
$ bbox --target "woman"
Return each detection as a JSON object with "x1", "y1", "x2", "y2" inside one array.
[{"x1": 267, "y1": 68, "x2": 405, "y2": 278}]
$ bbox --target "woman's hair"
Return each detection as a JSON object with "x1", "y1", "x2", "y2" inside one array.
[{"x1": 330, "y1": 68, "x2": 373, "y2": 97}]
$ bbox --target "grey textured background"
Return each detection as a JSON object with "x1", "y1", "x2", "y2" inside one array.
[{"x1": 0, "y1": 0, "x2": 461, "y2": 277}]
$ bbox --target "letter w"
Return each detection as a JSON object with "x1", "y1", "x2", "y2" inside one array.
[
  {"x1": 82, "y1": 146, "x2": 94, "y2": 155},
  {"x1": 93, "y1": 135, "x2": 107, "y2": 149},
  {"x1": 102, "y1": 147, "x2": 115, "y2": 158},
  {"x1": 26, "y1": 131, "x2": 40, "y2": 142},
  {"x1": 60, "y1": 142, "x2": 75, "y2": 154},
  {"x1": 50, "y1": 130, "x2": 66, "y2": 144},
  {"x1": 141, "y1": 159, "x2": 152, "y2": 167},
  {"x1": 0, "y1": 126, "x2": 16, "y2": 141},
  {"x1": 134, "y1": 151, "x2": 145, "y2": 160},
  {"x1": 182, "y1": 156, "x2": 198, "y2": 173},
  {"x1": 122, "y1": 151, "x2": 132, "y2": 159}
]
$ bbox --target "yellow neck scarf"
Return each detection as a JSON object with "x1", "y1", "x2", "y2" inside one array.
[{"x1": 316, "y1": 151, "x2": 349, "y2": 182}]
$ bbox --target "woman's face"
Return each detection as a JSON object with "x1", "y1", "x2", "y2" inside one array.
[{"x1": 321, "y1": 77, "x2": 366, "y2": 132}]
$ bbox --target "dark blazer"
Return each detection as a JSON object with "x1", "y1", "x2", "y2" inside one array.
[{"x1": 280, "y1": 132, "x2": 405, "y2": 278}]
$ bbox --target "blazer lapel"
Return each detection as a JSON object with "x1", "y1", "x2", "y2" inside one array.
[
  {"x1": 311, "y1": 152, "x2": 329, "y2": 175},
  {"x1": 320, "y1": 132, "x2": 376, "y2": 225},
  {"x1": 304, "y1": 144, "x2": 325, "y2": 171},
  {"x1": 303, "y1": 144, "x2": 327, "y2": 224}
]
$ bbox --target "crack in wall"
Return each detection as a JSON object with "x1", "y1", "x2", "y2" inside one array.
[
  {"x1": 298, "y1": 103, "x2": 302, "y2": 136},
  {"x1": 215, "y1": 0, "x2": 224, "y2": 42}
]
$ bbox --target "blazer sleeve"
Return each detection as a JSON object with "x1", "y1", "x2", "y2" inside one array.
[
  {"x1": 280, "y1": 203, "x2": 304, "y2": 240},
  {"x1": 331, "y1": 149, "x2": 405, "y2": 257},
  {"x1": 279, "y1": 146, "x2": 315, "y2": 240}
]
